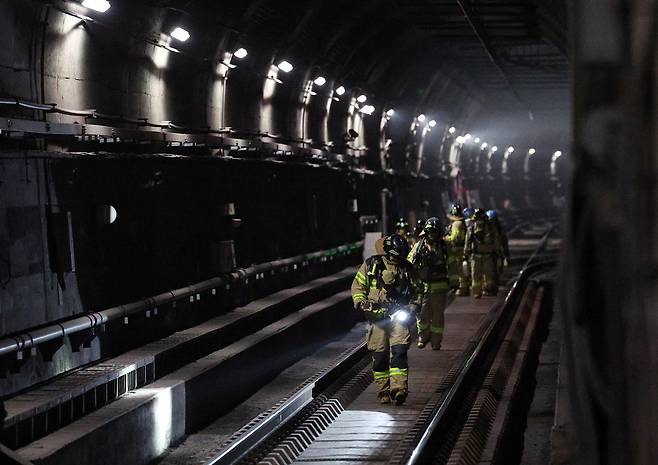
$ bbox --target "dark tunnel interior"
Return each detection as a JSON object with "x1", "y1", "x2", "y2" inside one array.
[{"x1": 0, "y1": 0, "x2": 655, "y2": 464}]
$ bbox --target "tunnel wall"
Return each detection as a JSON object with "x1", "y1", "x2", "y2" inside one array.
[{"x1": 0, "y1": 151, "x2": 447, "y2": 394}]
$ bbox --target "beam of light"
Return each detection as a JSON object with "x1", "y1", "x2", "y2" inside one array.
[
  {"x1": 448, "y1": 126, "x2": 456, "y2": 134},
  {"x1": 474, "y1": 137, "x2": 480, "y2": 143},
  {"x1": 456, "y1": 136, "x2": 465, "y2": 143},
  {"x1": 335, "y1": 86, "x2": 346, "y2": 96},
  {"x1": 416, "y1": 114, "x2": 426, "y2": 122},
  {"x1": 491, "y1": 146, "x2": 498, "y2": 152},
  {"x1": 464, "y1": 133, "x2": 472, "y2": 140},
  {"x1": 528, "y1": 148, "x2": 536, "y2": 155},
  {"x1": 480, "y1": 142, "x2": 488, "y2": 149},
  {"x1": 313, "y1": 76, "x2": 326, "y2": 86},
  {"x1": 506, "y1": 146, "x2": 515, "y2": 153},
  {"x1": 554, "y1": 150, "x2": 562, "y2": 157},
  {"x1": 277, "y1": 60, "x2": 293, "y2": 72},
  {"x1": 233, "y1": 47, "x2": 248, "y2": 59},
  {"x1": 82, "y1": 0, "x2": 111, "y2": 12},
  {"x1": 428, "y1": 119, "x2": 436, "y2": 127},
  {"x1": 357, "y1": 94, "x2": 367, "y2": 103},
  {"x1": 386, "y1": 108, "x2": 395, "y2": 117},
  {"x1": 170, "y1": 27, "x2": 190, "y2": 42}
]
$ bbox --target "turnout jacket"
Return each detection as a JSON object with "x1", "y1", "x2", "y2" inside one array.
[
  {"x1": 351, "y1": 255, "x2": 424, "y2": 310},
  {"x1": 407, "y1": 237, "x2": 450, "y2": 294}
]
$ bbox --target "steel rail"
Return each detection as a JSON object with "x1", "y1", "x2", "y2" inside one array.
[{"x1": 205, "y1": 342, "x2": 368, "y2": 465}]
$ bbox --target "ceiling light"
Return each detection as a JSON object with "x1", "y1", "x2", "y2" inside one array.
[
  {"x1": 456, "y1": 136, "x2": 465, "y2": 144},
  {"x1": 233, "y1": 47, "x2": 248, "y2": 59},
  {"x1": 357, "y1": 94, "x2": 367, "y2": 103},
  {"x1": 464, "y1": 133, "x2": 472, "y2": 140},
  {"x1": 277, "y1": 60, "x2": 293, "y2": 73},
  {"x1": 428, "y1": 119, "x2": 437, "y2": 127},
  {"x1": 507, "y1": 146, "x2": 515, "y2": 153},
  {"x1": 474, "y1": 137, "x2": 480, "y2": 143},
  {"x1": 360, "y1": 105, "x2": 375, "y2": 115},
  {"x1": 335, "y1": 86, "x2": 346, "y2": 96},
  {"x1": 491, "y1": 146, "x2": 498, "y2": 152},
  {"x1": 171, "y1": 27, "x2": 190, "y2": 42},
  {"x1": 314, "y1": 76, "x2": 326, "y2": 86},
  {"x1": 481, "y1": 142, "x2": 488, "y2": 149},
  {"x1": 386, "y1": 109, "x2": 395, "y2": 117},
  {"x1": 82, "y1": 0, "x2": 111, "y2": 12},
  {"x1": 417, "y1": 114, "x2": 426, "y2": 122},
  {"x1": 448, "y1": 126, "x2": 456, "y2": 134},
  {"x1": 528, "y1": 148, "x2": 536, "y2": 155}
]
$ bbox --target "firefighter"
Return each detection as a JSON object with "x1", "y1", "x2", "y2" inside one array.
[
  {"x1": 464, "y1": 209, "x2": 503, "y2": 298},
  {"x1": 408, "y1": 217, "x2": 450, "y2": 350},
  {"x1": 351, "y1": 234, "x2": 423, "y2": 405},
  {"x1": 444, "y1": 203, "x2": 469, "y2": 296},
  {"x1": 486, "y1": 210, "x2": 510, "y2": 282},
  {"x1": 394, "y1": 218, "x2": 411, "y2": 243}
]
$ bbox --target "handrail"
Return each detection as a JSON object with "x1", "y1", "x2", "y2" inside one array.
[{"x1": 0, "y1": 241, "x2": 363, "y2": 358}]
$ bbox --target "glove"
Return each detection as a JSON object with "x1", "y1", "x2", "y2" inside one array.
[
  {"x1": 360, "y1": 301, "x2": 387, "y2": 321},
  {"x1": 503, "y1": 257, "x2": 509, "y2": 268}
]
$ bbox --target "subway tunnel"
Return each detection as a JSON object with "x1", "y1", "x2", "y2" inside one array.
[{"x1": 0, "y1": 1, "x2": 655, "y2": 465}]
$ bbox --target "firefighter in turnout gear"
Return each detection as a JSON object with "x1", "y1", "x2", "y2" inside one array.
[
  {"x1": 351, "y1": 234, "x2": 423, "y2": 405},
  {"x1": 486, "y1": 210, "x2": 509, "y2": 279},
  {"x1": 464, "y1": 209, "x2": 504, "y2": 298},
  {"x1": 444, "y1": 203, "x2": 469, "y2": 296},
  {"x1": 408, "y1": 217, "x2": 450, "y2": 350}
]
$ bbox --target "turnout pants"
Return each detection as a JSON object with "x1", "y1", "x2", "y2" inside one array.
[
  {"x1": 367, "y1": 320, "x2": 411, "y2": 396},
  {"x1": 417, "y1": 292, "x2": 448, "y2": 349},
  {"x1": 470, "y1": 253, "x2": 498, "y2": 296},
  {"x1": 446, "y1": 247, "x2": 469, "y2": 294}
]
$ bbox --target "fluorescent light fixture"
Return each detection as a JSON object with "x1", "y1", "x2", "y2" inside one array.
[
  {"x1": 386, "y1": 109, "x2": 395, "y2": 117},
  {"x1": 277, "y1": 60, "x2": 293, "y2": 72},
  {"x1": 360, "y1": 105, "x2": 375, "y2": 115},
  {"x1": 554, "y1": 150, "x2": 562, "y2": 157},
  {"x1": 171, "y1": 27, "x2": 190, "y2": 42},
  {"x1": 474, "y1": 137, "x2": 480, "y2": 143},
  {"x1": 528, "y1": 148, "x2": 536, "y2": 155},
  {"x1": 357, "y1": 94, "x2": 367, "y2": 103},
  {"x1": 456, "y1": 136, "x2": 465, "y2": 144},
  {"x1": 335, "y1": 86, "x2": 346, "y2": 96},
  {"x1": 507, "y1": 146, "x2": 515, "y2": 153},
  {"x1": 481, "y1": 142, "x2": 488, "y2": 149},
  {"x1": 313, "y1": 76, "x2": 326, "y2": 86},
  {"x1": 448, "y1": 126, "x2": 456, "y2": 134},
  {"x1": 417, "y1": 114, "x2": 426, "y2": 122},
  {"x1": 82, "y1": 0, "x2": 111, "y2": 12},
  {"x1": 491, "y1": 146, "x2": 498, "y2": 152},
  {"x1": 233, "y1": 47, "x2": 248, "y2": 59},
  {"x1": 428, "y1": 119, "x2": 437, "y2": 128},
  {"x1": 465, "y1": 133, "x2": 472, "y2": 140}
]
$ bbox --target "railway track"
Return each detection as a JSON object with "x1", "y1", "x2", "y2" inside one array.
[{"x1": 194, "y1": 227, "x2": 558, "y2": 465}]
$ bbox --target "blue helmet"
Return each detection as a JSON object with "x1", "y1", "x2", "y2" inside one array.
[
  {"x1": 486, "y1": 210, "x2": 497, "y2": 219},
  {"x1": 463, "y1": 207, "x2": 475, "y2": 218}
]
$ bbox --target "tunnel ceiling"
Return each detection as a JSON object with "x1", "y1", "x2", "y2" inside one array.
[{"x1": 2, "y1": 0, "x2": 571, "y2": 151}]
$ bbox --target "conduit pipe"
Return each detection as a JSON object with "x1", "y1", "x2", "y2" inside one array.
[{"x1": 0, "y1": 241, "x2": 363, "y2": 358}]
